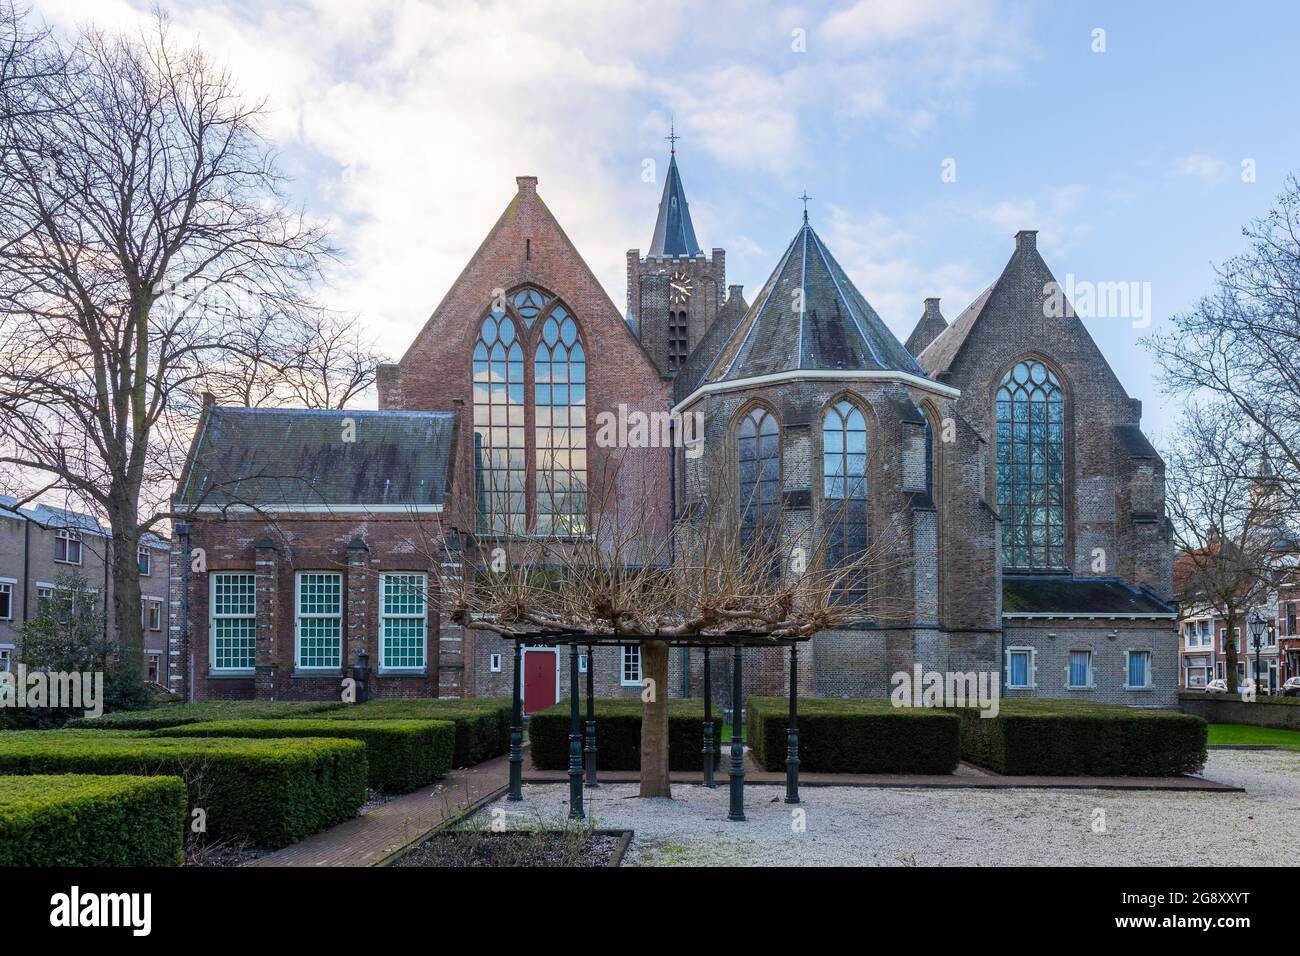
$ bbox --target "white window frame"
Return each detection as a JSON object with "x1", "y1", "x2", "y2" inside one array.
[
  {"x1": 579, "y1": 653, "x2": 588, "y2": 674},
  {"x1": 146, "y1": 653, "x2": 161, "y2": 683},
  {"x1": 295, "y1": 571, "x2": 344, "y2": 671},
  {"x1": 1005, "y1": 646, "x2": 1036, "y2": 690},
  {"x1": 0, "y1": 578, "x2": 14, "y2": 621},
  {"x1": 1066, "y1": 648, "x2": 1094, "y2": 689},
  {"x1": 620, "y1": 644, "x2": 642, "y2": 687},
  {"x1": 379, "y1": 572, "x2": 427, "y2": 672},
  {"x1": 0, "y1": 647, "x2": 10, "y2": 672},
  {"x1": 210, "y1": 572, "x2": 257, "y2": 673},
  {"x1": 489, "y1": 653, "x2": 502, "y2": 673},
  {"x1": 138, "y1": 546, "x2": 151, "y2": 576},
  {"x1": 1124, "y1": 649, "x2": 1153, "y2": 691},
  {"x1": 146, "y1": 599, "x2": 162, "y2": 632},
  {"x1": 54, "y1": 528, "x2": 82, "y2": 565}
]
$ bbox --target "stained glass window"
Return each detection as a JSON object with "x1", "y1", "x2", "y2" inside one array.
[
  {"x1": 473, "y1": 313, "x2": 526, "y2": 534},
  {"x1": 511, "y1": 286, "x2": 551, "y2": 327},
  {"x1": 823, "y1": 399, "x2": 869, "y2": 596},
  {"x1": 535, "y1": 308, "x2": 587, "y2": 535},
  {"x1": 738, "y1": 407, "x2": 780, "y2": 553},
  {"x1": 996, "y1": 359, "x2": 1064, "y2": 568}
]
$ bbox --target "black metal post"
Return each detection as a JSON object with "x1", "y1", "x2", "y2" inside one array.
[
  {"x1": 728, "y1": 641, "x2": 745, "y2": 821},
  {"x1": 785, "y1": 644, "x2": 800, "y2": 804},
  {"x1": 568, "y1": 643, "x2": 584, "y2": 819},
  {"x1": 702, "y1": 646, "x2": 715, "y2": 788},
  {"x1": 584, "y1": 643, "x2": 598, "y2": 788},
  {"x1": 508, "y1": 641, "x2": 523, "y2": 801}
]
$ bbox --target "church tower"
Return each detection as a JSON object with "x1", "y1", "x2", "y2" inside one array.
[{"x1": 627, "y1": 134, "x2": 725, "y2": 375}]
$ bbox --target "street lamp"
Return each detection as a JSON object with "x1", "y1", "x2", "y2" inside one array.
[{"x1": 1248, "y1": 610, "x2": 1267, "y2": 698}]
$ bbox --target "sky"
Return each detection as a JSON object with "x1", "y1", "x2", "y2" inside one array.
[{"x1": 31, "y1": 0, "x2": 1300, "y2": 440}]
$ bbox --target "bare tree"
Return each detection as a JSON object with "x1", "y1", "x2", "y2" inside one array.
[
  {"x1": 1148, "y1": 173, "x2": 1300, "y2": 519},
  {"x1": 0, "y1": 14, "x2": 334, "y2": 681},
  {"x1": 1164, "y1": 402, "x2": 1283, "y2": 692}
]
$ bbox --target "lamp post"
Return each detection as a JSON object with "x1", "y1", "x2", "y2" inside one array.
[{"x1": 1249, "y1": 610, "x2": 1266, "y2": 698}]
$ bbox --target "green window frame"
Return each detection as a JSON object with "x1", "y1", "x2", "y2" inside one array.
[
  {"x1": 211, "y1": 572, "x2": 256, "y2": 671},
  {"x1": 296, "y1": 572, "x2": 342, "y2": 669},
  {"x1": 381, "y1": 573, "x2": 427, "y2": 670}
]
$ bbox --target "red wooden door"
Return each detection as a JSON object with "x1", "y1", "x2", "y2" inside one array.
[{"x1": 524, "y1": 651, "x2": 557, "y2": 713}]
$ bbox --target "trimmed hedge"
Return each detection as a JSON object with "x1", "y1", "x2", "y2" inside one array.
[
  {"x1": 154, "y1": 719, "x2": 454, "y2": 793},
  {"x1": 749, "y1": 697, "x2": 960, "y2": 773},
  {"x1": 529, "y1": 699, "x2": 724, "y2": 771},
  {"x1": 0, "y1": 733, "x2": 366, "y2": 847},
  {"x1": 321, "y1": 699, "x2": 512, "y2": 767},
  {"x1": 0, "y1": 774, "x2": 187, "y2": 867},
  {"x1": 66, "y1": 700, "x2": 346, "y2": 731},
  {"x1": 957, "y1": 699, "x2": 1208, "y2": 776}
]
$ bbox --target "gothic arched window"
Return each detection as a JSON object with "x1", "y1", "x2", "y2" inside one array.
[
  {"x1": 823, "y1": 399, "x2": 869, "y2": 581},
  {"x1": 535, "y1": 307, "x2": 587, "y2": 535},
  {"x1": 737, "y1": 406, "x2": 780, "y2": 549},
  {"x1": 996, "y1": 358, "x2": 1065, "y2": 568},
  {"x1": 473, "y1": 313, "x2": 525, "y2": 534}
]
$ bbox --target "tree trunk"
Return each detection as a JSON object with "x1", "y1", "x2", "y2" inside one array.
[
  {"x1": 1224, "y1": 609, "x2": 1240, "y2": 694},
  {"x1": 108, "y1": 498, "x2": 143, "y2": 687},
  {"x1": 638, "y1": 639, "x2": 671, "y2": 798}
]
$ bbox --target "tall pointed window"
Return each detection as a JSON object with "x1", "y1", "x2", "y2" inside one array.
[
  {"x1": 535, "y1": 307, "x2": 587, "y2": 535},
  {"x1": 473, "y1": 312, "x2": 525, "y2": 534},
  {"x1": 737, "y1": 407, "x2": 780, "y2": 550},
  {"x1": 996, "y1": 359, "x2": 1065, "y2": 568},
  {"x1": 823, "y1": 399, "x2": 869, "y2": 591}
]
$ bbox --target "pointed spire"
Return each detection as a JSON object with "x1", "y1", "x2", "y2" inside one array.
[{"x1": 647, "y1": 138, "x2": 701, "y2": 258}]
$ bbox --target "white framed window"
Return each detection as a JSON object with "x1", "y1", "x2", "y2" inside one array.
[
  {"x1": 54, "y1": 528, "x2": 82, "y2": 565},
  {"x1": 489, "y1": 653, "x2": 503, "y2": 673},
  {"x1": 620, "y1": 644, "x2": 641, "y2": 686},
  {"x1": 146, "y1": 653, "x2": 160, "y2": 683},
  {"x1": 138, "y1": 547, "x2": 151, "y2": 576},
  {"x1": 296, "y1": 572, "x2": 343, "y2": 669},
  {"x1": 1005, "y1": 647, "x2": 1035, "y2": 689},
  {"x1": 380, "y1": 573, "x2": 426, "y2": 670},
  {"x1": 0, "y1": 648, "x2": 10, "y2": 672},
  {"x1": 36, "y1": 585, "x2": 54, "y2": 617},
  {"x1": 211, "y1": 572, "x2": 256, "y2": 671},
  {"x1": 0, "y1": 580, "x2": 13, "y2": 621},
  {"x1": 579, "y1": 653, "x2": 588, "y2": 674},
  {"x1": 1125, "y1": 650, "x2": 1152, "y2": 690},
  {"x1": 1066, "y1": 649, "x2": 1093, "y2": 689},
  {"x1": 146, "y1": 600, "x2": 162, "y2": 631}
]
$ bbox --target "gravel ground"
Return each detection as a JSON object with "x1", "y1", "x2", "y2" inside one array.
[{"x1": 494, "y1": 750, "x2": 1300, "y2": 866}]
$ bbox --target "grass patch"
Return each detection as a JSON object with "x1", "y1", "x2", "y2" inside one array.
[{"x1": 1207, "y1": 723, "x2": 1300, "y2": 750}]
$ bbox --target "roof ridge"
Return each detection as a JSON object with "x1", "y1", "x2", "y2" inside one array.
[
  {"x1": 717, "y1": 227, "x2": 804, "y2": 380},
  {"x1": 806, "y1": 224, "x2": 885, "y2": 369}
]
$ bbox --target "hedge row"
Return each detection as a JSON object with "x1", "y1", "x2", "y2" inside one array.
[
  {"x1": 155, "y1": 719, "x2": 455, "y2": 793},
  {"x1": 748, "y1": 697, "x2": 961, "y2": 773},
  {"x1": 322, "y1": 699, "x2": 512, "y2": 767},
  {"x1": 529, "y1": 699, "x2": 723, "y2": 771},
  {"x1": 957, "y1": 699, "x2": 1208, "y2": 776},
  {"x1": 0, "y1": 733, "x2": 366, "y2": 847},
  {"x1": 67, "y1": 700, "x2": 346, "y2": 730},
  {"x1": 0, "y1": 774, "x2": 187, "y2": 867}
]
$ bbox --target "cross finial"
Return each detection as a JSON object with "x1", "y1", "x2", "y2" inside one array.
[
  {"x1": 799, "y1": 190, "x2": 812, "y2": 222},
  {"x1": 666, "y1": 117, "x2": 680, "y2": 155}
]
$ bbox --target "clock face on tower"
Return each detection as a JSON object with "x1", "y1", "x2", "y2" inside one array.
[{"x1": 669, "y1": 271, "x2": 694, "y2": 304}]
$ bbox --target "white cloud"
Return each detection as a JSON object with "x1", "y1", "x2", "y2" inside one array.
[{"x1": 1175, "y1": 153, "x2": 1230, "y2": 184}]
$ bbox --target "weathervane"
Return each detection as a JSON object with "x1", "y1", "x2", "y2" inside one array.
[
  {"x1": 666, "y1": 118, "x2": 680, "y2": 155},
  {"x1": 800, "y1": 190, "x2": 812, "y2": 222}
]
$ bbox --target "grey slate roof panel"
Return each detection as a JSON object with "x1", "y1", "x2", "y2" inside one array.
[
  {"x1": 904, "y1": 299, "x2": 949, "y2": 357},
  {"x1": 1002, "y1": 575, "x2": 1175, "y2": 615},
  {"x1": 647, "y1": 155, "x2": 702, "y2": 258},
  {"x1": 1114, "y1": 423, "x2": 1159, "y2": 459},
  {"x1": 179, "y1": 407, "x2": 455, "y2": 509}
]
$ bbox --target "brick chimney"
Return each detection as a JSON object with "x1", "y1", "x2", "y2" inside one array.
[
  {"x1": 923, "y1": 297, "x2": 941, "y2": 314},
  {"x1": 516, "y1": 175, "x2": 538, "y2": 196},
  {"x1": 1015, "y1": 229, "x2": 1037, "y2": 253}
]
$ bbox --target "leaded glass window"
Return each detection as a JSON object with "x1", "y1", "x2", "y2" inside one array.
[
  {"x1": 738, "y1": 407, "x2": 781, "y2": 568},
  {"x1": 511, "y1": 286, "x2": 551, "y2": 327},
  {"x1": 296, "y1": 572, "x2": 342, "y2": 669},
  {"x1": 381, "y1": 573, "x2": 426, "y2": 669},
  {"x1": 535, "y1": 308, "x2": 587, "y2": 536},
  {"x1": 211, "y1": 572, "x2": 256, "y2": 670},
  {"x1": 473, "y1": 313, "x2": 525, "y2": 535},
  {"x1": 996, "y1": 359, "x2": 1065, "y2": 568},
  {"x1": 823, "y1": 399, "x2": 869, "y2": 596}
]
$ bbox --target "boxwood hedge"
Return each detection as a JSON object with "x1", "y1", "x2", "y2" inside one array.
[
  {"x1": 66, "y1": 700, "x2": 346, "y2": 731},
  {"x1": 748, "y1": 697, "x2": 960, "y2": 773},
  {"x1": 0, "y1": 733, "x2": 366, "y2": 847},
  {"x1": 154, "y1": 719, "x2": 454, "y2": 793},
  {"x1": 0, "y1": 774, "x2": 187, "y2": 867},
  {"x1": 529, "y1": 699, "x2": 724, "y2": 771},
  {"x1": 321, "y1": 699, "x2": 512, "y2": 767},
  {"x1": 957, "y1": 699, "x2": 1208, "y2": 776}
]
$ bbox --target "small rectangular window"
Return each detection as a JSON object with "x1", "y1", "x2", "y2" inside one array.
[
  {"x1": 1067, "y1": 650, "x2": 1092, "y2": 689},
  {"x1": 489, "y1": 653, "x2": 502, "y2": 673},
  {"x1": 0, "y1": 648, "x2": 9, "y2": 672},
  {"x1": 212, "y1": 572, "x2": 256, "y2": 670},
  {"x1": 147, "y1": 654, "x2": 160, "y2": 683},
  {"x1": 54, "y1": 529, "x2": 82, "y2": 565},
  {"x1": 579, "y1": 654, "x2": 588, "y2": 674},
  {"x1": 296, "y1": 572, "x2": 343, "y2": 669},
  {"x1": 1006, "y1": 648, "x2": 1033, "y2": 689},
  {"x1": 1127, "y1": 650, "x2": 1152, "y2": 689},
  {"x1": 0, "y1": 583, "x2": 11, "y2": 621},
  {"x1": 147, "y1": 600, "x2": 162, "y2": 631},
  {"x1": 138, "y1": 547, "x2": 151, "y2": 576},
  {"x1": 621, "y1": 644, "x2": 641, "y2": 686},
  {"x1": 380, "y1": 573, "x2": 426, "y2": 670}
]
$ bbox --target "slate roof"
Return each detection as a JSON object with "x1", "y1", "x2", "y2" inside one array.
[
  {"x1": 178, "y1": 407, "x2": 455, "y2": 510},
  {"x1": 1002, "y1": 576, "x2": 1176, "y2": 615},
  {"x1": 1114, "y1": 423, "x2": 1158, "y2": 459},
  {"x1": 917, "y1": 280, "x2": 995, "y2": 378},
  {"x1": 647, "y1": 154, "x2": 701, "y2": 258},
  {"x1": 903, "y1": 298, "x2": 948, "y2": 357},
  {"x1": 0, "y1": 499, "x2": 168, "y2": 547},
  {"x1": 702, "y1": 218, "x2": 925, "y2": 386}
]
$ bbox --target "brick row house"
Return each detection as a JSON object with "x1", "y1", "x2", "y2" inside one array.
[
  {"x1": 0, "y1": 499, "x2": 171, "y2": 682},
  {"x1": 1178, "y1": 583, "x2": 1300, "y2": 692},
  {"x1": 168, "y1": 144, "x2": 1177, "y2": 709}
]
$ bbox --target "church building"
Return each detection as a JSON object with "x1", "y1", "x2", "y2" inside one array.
[{"x1": 168, "y1": 145, "x2": 1177, "y2": 711}]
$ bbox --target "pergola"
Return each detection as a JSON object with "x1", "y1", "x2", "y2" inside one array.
[{"x1": 501, "y1": 630, "x2": 812, "y2": 822}]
